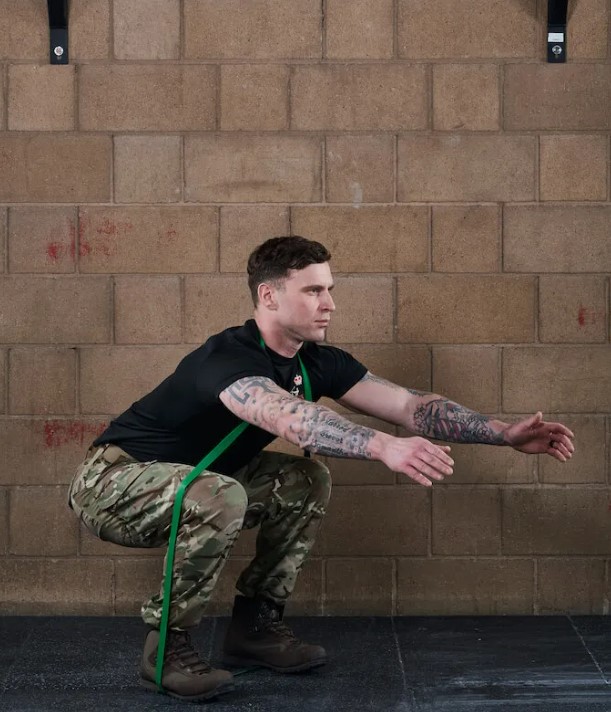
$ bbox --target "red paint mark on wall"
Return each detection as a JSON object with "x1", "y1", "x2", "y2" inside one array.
[
  {"x1": 74, "y1": 216, "x2": 133, "y2": 259},
  {"x1": 96, "y1": 218, "x2": 119, "y2": 236},
  {"x1": 577, "y1": 305, "x2": 605, "y2": 327},
  {"x1": 95, "y1": 219, "x2": 133, "y2": 236},
  {"x1": 43, "y1": 420, "x2": 108, "y2": 449},
  {"x1": 46, "y1": 242, "x2": 64, "y2": 261},
  {"x1": 155, "y1": 226, "x2": 178, "y2": 245},
  {"x1": 45, "y1": 219, "x2": 77, "y2": 263}
]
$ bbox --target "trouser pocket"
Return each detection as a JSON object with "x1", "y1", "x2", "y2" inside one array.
[{"x1": 69, "y1": 447, "x2": 147, "y2": 544}]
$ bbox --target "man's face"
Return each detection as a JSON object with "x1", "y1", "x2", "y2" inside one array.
[{"x1": 268, "y1": 262, "x2": 336, "y2": 342}]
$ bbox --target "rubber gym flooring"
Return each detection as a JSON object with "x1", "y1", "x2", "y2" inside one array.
[{"x1": 1, "y1": 615, "x2": 611, "y2": 711}]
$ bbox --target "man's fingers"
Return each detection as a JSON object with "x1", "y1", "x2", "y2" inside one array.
[
  {"x1": 420, "y1": 452, "x2": 454, "y2": 476},
  {"x1": 426, "y1": 445, "x2": 454, "y2": 469},
  {"x1": 549, "y1": 423, "x2": 575, "y2": 439},
  {"x1": 404, "y1": 460, "x2": 442, "y2": 486},
  {"x1": 407, "y1": 468, "x2": 433, "y2": 487},
  {"x1": 417, "y1": 463, "x2": 447, "y2": 481},
  {"x1": 396, "y1": 440, "x2": 455, "y2": 486},
  {"x1": 554, "y1": 442, "x2": 572, "y2": 459},
  {"x1": 406, "y1": 460, "x2": 455, "y2": 486},
  {"x1": 556, "y1": 439, "x2": 572, "y2": 456},
  {"x1": 414, "y1": 444, "x2": 455, "y2": 479},
  {"x1": 548, "y1": 442, "x2": 567, "y2": 462},
  {"x1": 550, "y1": 433, "x2": 575, "y2": 454}
]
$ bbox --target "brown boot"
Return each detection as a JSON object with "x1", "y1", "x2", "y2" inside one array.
[
  {"x1": 140, "y1": 627, "x2": 234, "y2": 702},
  {"x1": 222, "y1": 595, "x2": 327, "y2": 673}
]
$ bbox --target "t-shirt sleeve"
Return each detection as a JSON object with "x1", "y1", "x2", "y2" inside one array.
[
  {"x1": 197, "y1": 349, "x2": 275, "y2": 402},
  {"x1": 315, "y1": 345, "x2": 368, "y2": 400}
]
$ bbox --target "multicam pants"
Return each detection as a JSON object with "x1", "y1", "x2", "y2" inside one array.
[{"x1": 68, "y1": 444, "x2": 331, "y2": 630}]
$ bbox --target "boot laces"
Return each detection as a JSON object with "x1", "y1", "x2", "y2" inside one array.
[
  {"x1": 266, "y1": 620, "x2": 301, "y2": 646},
  {"x1": 254, "y1": 600, "x2": 302, "y2": 647},
  {"x1": 166, "y1": 630, "x2": 212, "y2": 674}
]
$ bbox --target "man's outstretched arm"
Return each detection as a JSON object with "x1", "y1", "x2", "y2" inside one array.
[
  {"x1": 337, "y1": 372, "x2": 575, "y2": 462},
  {"x1": 219, "y1": 376, "x2": 455, "y2": 487}
]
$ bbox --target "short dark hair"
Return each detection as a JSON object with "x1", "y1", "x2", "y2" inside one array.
[{"x1": 247, "y1": 236, "x2": 331, "y2": 305}]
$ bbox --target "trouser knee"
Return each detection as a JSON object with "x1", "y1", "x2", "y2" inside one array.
[
  {"x1": 297, "y1": 459, "x2": 332, "y2": 509},
  {"x1": 184, "y1": 474, "x2": 248, "y2": 534}
]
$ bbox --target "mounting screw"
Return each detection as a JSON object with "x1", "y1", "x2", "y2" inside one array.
[{"x1": 54, "y1": 45, "x2": 64, "y2": 57}]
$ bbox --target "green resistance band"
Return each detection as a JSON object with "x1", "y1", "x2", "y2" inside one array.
[{"x1": 155, "y1": 338, "x2": 311, "y2": 690}]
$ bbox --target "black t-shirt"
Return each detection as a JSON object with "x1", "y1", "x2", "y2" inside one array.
[{"x1": 93, "y1": 319, "x2": 367, "y2": 475}]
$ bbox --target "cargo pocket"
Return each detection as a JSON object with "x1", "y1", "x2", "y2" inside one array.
[{"x1": 72, "y1": 462, "x2": 147, "y2": 544}]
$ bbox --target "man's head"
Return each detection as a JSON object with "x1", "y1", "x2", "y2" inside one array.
[
  {"x1": 247, "y1": 236, "x2": 331, "y2": 304},
  {"x1": 247, "y1": 236, "x2": 335, "y2": 343}
]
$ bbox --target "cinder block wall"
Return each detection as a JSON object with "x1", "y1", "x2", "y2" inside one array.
[{"x1": 0, "y1": 0, "x2": 610, "y2": 617}]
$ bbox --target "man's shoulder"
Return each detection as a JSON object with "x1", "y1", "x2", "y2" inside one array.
[
  {"x1": 192, "y1": 320, "x2": 259, "y2": 355},
  {"x1": 179, "y1": 320, "x2": 269, "y2": 377}
]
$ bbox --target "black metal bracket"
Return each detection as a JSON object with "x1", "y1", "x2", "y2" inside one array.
[
  {"x1": 547, "y1": 0, "x2": 568, "y2": 63},
  {"x1": 47, "y1": 0, "x2": 69, "y2": 64}
]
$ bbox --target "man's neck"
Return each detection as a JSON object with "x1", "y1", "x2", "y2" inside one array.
[{"x1": 254, "y1": 315, "x2": 302, "y2": 358}]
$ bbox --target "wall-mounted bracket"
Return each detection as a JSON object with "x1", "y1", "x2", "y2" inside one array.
[
  {"x1": 48, "y1": 0, "x2": 69, "y2": 64},
  {"x1": 547, "y1": 0, "x2": 568, "y2": 63}
]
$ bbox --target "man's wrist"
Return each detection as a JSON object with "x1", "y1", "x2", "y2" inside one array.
[
  {"x1": 491, "y1": 419, "x2": 511, "y2": 445},
  {"x1": 367, "y1": 431, "x2": 392, "y2": 462}
]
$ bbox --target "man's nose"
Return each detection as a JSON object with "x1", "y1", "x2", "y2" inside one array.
[{"x1": 325, "y1": 293, "x2": 336, "y2": 312}]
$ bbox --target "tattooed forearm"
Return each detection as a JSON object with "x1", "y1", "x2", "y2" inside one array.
[
  {"x1": 314, "y1": 414, "x2": 376, "y2": 458},
  {"x1": 411, "y1": 398, "x2": 506, "y2": 445},
  {"x1": 221, "y1": 376, "x2": 377, "y2": 459}
]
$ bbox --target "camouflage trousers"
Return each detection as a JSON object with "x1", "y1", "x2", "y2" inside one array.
[{"x1": 68, "y1": 444, "x2": 331, "y2": 630}]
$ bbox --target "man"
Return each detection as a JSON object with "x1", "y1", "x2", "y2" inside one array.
[{"x1": 68, "y1": 236, "x2": 575, "y2": 703}]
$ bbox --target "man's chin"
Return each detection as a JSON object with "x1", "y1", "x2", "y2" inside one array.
[
  {"x1": 313, "y1": 325, "x2": 329, "y2": 341},
  {"x1": 295, "y1": 327, "x2": 326, "y2": 343}
]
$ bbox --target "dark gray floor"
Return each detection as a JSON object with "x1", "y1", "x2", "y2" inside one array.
[{"x1": 1, "y1": 615, "x2": 611, "y2": 711}]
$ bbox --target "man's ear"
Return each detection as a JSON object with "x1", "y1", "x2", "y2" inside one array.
[{"x1": 257, "y1": 282, "x2": 278, "y2": 310}]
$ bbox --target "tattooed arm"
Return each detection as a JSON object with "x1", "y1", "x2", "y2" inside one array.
[
  {"x1": 410, "y1": 396, "x2": 507, "y2": 445},
  {"x1": 219, "y1": 375, "x2": 455, "y2": 486},
  {"x1": 338, "y1": 371, "x2": 509, "y2": 445},
  {"x1": 339, "y1": 372, "x2": 576, "y2": 461},
  {"x1": 220, "y1": 375, "x2": 381, "y2": 459}
]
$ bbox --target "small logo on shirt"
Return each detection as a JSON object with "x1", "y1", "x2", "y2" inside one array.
[{"x1": 290, "y1": 373, "x2": 304, "y2": 398}]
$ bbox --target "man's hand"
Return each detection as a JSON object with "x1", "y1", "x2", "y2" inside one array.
[
  {"x1": 504, "y1": 412, "x2": 575, "y2": 462},
  {"x1": 379, "y1": 436, "x2": 454, "y2": 487}
]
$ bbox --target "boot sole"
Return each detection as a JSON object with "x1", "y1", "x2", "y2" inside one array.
[
  {"x1": 140, "y1": 677, "x2": 234, "y2": 702},
  {"x1": 222, "y1": 654, "x2": 327, "y2": 673}
]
